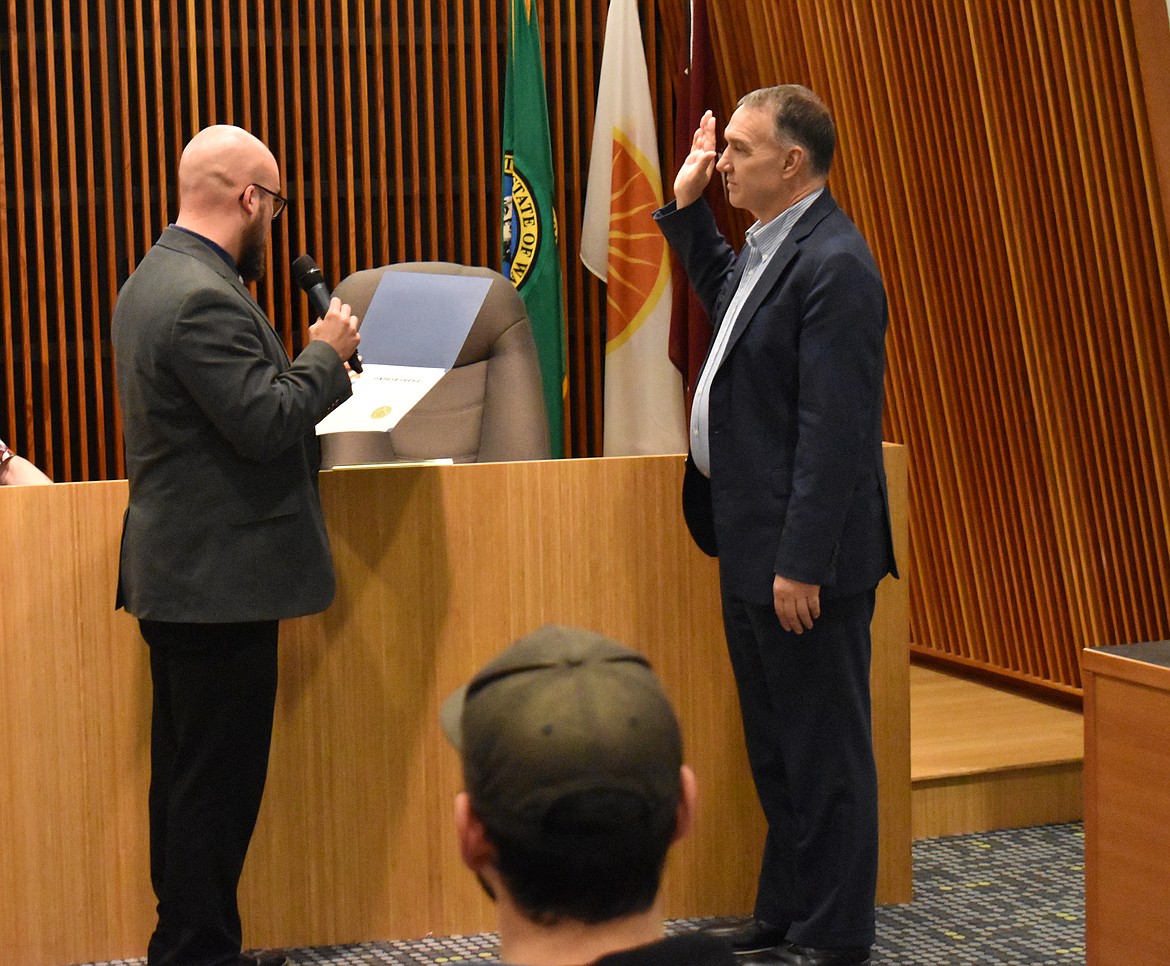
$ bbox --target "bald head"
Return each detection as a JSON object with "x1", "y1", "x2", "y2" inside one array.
[
  {"x1": 178, "y1": 125, "x2": 278, "y2": 214},
  {"x1": 175, "y1": 125, "x2": 282, "y2": 278}
]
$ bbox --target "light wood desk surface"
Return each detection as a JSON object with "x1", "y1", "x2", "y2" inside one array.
[
  {"x1": 0, "y1": 451, "x2": 908, "y2": 965},
  {"x1": 1084, "y1": 643, "x2": 1170, "y2": 966}
]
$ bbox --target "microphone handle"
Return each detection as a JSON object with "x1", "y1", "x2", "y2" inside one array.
[{"x1": 307, "y1": 281, "x2": 362, "y2": 374}]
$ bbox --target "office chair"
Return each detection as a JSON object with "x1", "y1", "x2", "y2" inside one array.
[{"x1": 320, "y1": 262, "x2": 551, "y2": 466}]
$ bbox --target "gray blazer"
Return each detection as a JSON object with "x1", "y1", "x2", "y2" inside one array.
[{"x1": 112, "y1": 226, "x2": 352, "y2": 622}]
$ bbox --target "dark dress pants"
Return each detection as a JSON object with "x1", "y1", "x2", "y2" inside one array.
[
  {"x1": 720, "y1": 585, "x2": 879, "y2": 948},
  {"x1": 140, "y1": 619, "x2": 280, "y2": 966}
]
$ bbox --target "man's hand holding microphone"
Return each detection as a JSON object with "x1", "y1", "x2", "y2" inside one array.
[{"x1": 309, "y1": 296, "x2": 361, "y2": 372}]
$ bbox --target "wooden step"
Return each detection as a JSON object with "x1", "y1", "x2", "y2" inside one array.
[{"x1": 910, "y1": 664, "x2": 1084, "y2": 838}]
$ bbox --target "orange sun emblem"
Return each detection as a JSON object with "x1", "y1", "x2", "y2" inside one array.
[{"x1": 605, "y1": 130, "x2": 670, "y2": 350}]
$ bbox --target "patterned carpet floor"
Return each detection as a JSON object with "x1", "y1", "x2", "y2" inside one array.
[{"x1": 78, "y1": 823, "x2": 1086, "y2": 966}]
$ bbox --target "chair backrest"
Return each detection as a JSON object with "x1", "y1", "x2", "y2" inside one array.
[{"x1": 321, "y1": 262, "x2": 550, "y2": 466}]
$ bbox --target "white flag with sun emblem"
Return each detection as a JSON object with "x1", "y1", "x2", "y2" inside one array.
[{"x1": 581, "y1": 0, "x2": 686, "y2": 457}]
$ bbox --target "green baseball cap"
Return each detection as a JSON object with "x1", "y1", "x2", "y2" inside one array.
[{"x1": 440, "y1": 625, "x2": 683, "y2": 847}]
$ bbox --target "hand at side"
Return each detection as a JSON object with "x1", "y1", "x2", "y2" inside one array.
[{"x1": 773, "y1": 575, "x2": 821, "y2": 634}]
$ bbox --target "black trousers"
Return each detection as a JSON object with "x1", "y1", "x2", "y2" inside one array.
[
  {"x1": 140, "y1": 619, "x2": 280, "y2": 966},
  {"x1": 720, "y1": 586, "x2": 879, "y2": 948}
]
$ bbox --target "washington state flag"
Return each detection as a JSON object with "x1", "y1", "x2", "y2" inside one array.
[
  {"x1": 580, "y1": 0, "x2": 686, "y2": 456},
  {"x1": 503, "y1": 0, "x2": 566, "y2": 457}
]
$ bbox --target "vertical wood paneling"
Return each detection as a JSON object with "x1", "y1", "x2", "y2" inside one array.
[
  {"x1": 303, "y1": 4, "x2": 323, "y2": 280},
  {"x1": 253, "y1": 4, "x2": 276, "y2": 295},
  {"x1": 238, "y1": 4, "x2": 253, "y2": 130},
  {"x1": 269, "y1": 1, "x2": 296, "y2": 354},
  {"x1": 370, "y1": 3, "x2": 390, "y2": 264},
  {"x1": 402, "y1": 2, "x2": 422, "y2": 259},
  {"x1": 1123, "y1": 0, "x2": 1170, "y2": 642},
  {"x1": 386, "y1": 1, "x2": 408, "y2": 259},
  {"x1": 43, "y1": 5, "x2": 72, "y2": 481},
  {"x1": 97, "y1": 0, "x2": 123, "y2": 476},
  {"x1": 748, "y1": 0, "x2": 1167, "y2": 695},
  {"x1": 354, "y1": 4, "x2": 373, "y2": 266},
  {"x1": 0, "y1": 7, "x2": 13, "y2": 454},
  {"x1": 646, "y1": 0, "x2": 1170, "y2": 697},
  {"x1": 468, "y1": 0, "x2": 487, "y2": 267},
  {"x1": 450, "y1": 1, "x2": 471, "y2": 262},
  {"x1": 322, "y1": 4, "x2": 346, "y2": 280},
  {"x1": 3, "y1": 0, "x2": 1170, "y2": 697},
  {"x1": 436, "y1": 1, "x2": 456, "y2": 260},
  {"x1": 8, "y1": 4, "x2": 36, "y2": 469},
  {"x1": 423, "y1": 1, "x2": 440, "y2": 260},
  {"x1": 26, "y1": 5, "x2": 52, "y2": 476},
  {"x1": 65, "y1": 0, "x2": 93, "y2": 474},
  {"x1": 112, "y1": 4, "x2": 133, "y2": 288},
  {"x1": 2, "y1": 0, "x2": 615, "y2": 475}
]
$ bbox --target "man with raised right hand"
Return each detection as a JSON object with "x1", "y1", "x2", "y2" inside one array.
[{"x1": 654, "y1": 86, "x2": 898, "y2": 966}]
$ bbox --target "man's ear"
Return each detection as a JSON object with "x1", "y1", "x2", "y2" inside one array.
[
  {"x1": 782, "y1": 144, "x2": 804, "y2": 175},
  {"x1": 454, "y1": 792, "x2": 494, "y2": 871},
  {"x1": 238, "y1": 183, "x2": 257, "y2": 217},
  {"x1": 672, "y1": 764, "x2": 698, "y2": 844}
]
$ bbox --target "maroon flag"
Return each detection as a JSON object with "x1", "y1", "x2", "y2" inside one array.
[{"x1": 668, "y1": 0, "x2": 726, "y2": 415}]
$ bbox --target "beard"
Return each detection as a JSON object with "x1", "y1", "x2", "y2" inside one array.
[{"x1": 237, "y1": 215, "x2": 270, "y2": 283}]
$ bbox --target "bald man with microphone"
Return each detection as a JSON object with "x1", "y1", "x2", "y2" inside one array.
[{"x1": 112, "y1": 125, "x2": 359, "y2": 966}]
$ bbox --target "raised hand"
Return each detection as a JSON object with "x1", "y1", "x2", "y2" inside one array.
[{"x1": 673, "y1": 110, "x2": 718, "y2": 209}]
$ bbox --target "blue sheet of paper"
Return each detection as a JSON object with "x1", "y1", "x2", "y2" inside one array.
[{"x1": 356, "y1": 271, "x2": 493, "y2": 368}]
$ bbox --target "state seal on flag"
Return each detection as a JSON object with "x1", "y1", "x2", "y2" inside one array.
[{"x1": 503, "y1": 151, "x2": 543, "y2": 290}]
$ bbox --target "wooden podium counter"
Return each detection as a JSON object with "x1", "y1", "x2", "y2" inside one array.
[
  {"x1": 1084, "y1": 642, "x2": 1170, "y2": 965},
  {"x1": 0, "y1": 450, "x2": 908, "y2": 965}
]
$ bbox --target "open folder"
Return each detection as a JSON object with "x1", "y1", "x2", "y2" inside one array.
[{"x1": 315, "y1": 271, "x2": 492, "y2": 435}]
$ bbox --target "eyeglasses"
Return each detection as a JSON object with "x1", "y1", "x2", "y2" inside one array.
[{"x1": 242, "y1": 183, "x2": 287, "y2": 220}]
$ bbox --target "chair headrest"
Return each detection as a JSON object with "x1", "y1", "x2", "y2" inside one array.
[{"x1": 334, "y1": 262, "x2": 529, "y2": 367}]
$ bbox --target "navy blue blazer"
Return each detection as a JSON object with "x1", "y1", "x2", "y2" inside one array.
[{"x1": 655, "y1": 190, "x2": 898, "y2": 605}]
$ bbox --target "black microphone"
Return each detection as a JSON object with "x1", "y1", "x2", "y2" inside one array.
[{"x1": 291, "y1": 254, "x2": 362, "y2": 373}]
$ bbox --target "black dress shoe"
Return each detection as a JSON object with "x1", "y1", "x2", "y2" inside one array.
[
  {"x1": 763, "y1": 941, "x2": 871, "y2": 965},
  {"x1": 703, "y1": 917, "x2": 790, "y2": 954}
]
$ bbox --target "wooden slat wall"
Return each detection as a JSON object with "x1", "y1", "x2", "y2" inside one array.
[
  {"x1": 4, "y1": 0, "x2": 1170, "y2": 696},
  {"x1": 0, "y1": 0, "x2": 612, "y2": 477},
  {"x1": 656, "y1": 0, "x2": 1170, "y2": 697}
]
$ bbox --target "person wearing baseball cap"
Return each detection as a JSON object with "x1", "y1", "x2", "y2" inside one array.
[{"x1": 441, "y1": 624, "x2": 736, "y2": 966}]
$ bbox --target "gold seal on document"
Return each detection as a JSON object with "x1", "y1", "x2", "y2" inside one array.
[{"x1": 370, "y1": 405, "x2": 393, "y2": 420}]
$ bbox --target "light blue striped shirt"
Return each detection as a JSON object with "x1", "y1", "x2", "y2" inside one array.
[{"x1": 690, "y1": 189, "x2": 823, "y2": 477}]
